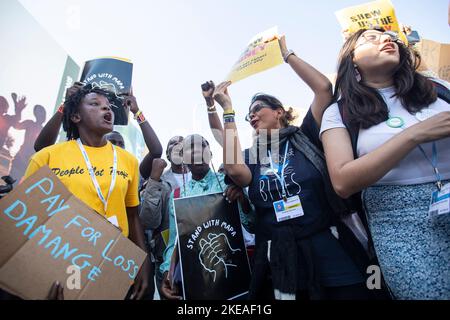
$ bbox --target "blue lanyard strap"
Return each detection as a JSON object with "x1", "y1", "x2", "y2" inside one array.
[
  {"x1": 418, "y1": 142, "x2": 442, "y2": 191},
  {"x1": 268, "y1": 141, "x2": 289, "y2": 198}
]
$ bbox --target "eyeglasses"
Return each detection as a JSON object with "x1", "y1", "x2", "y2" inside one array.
[
  {"x1": 245, "y1": 103, "x2": 275, "y2": 122},
  {"x1": 354, "y1": 31, "x2": 399, "y2": 49}
]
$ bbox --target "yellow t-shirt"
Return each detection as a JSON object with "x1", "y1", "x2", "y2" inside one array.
[{"x1": 23, "y1": 140, "x2": 139, "y2": 237}]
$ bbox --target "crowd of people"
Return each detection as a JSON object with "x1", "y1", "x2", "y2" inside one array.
[{"x1": 1, "y1": 26, "x2": 449, "y2": 300}]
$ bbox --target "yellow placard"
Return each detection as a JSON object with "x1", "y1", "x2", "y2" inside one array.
[
  {"x1": 225, "y1": 27, "x2": 284, "y2": 83},
  {"x1": 335, "y1": 0, "x2": 408, "y2": 44}
]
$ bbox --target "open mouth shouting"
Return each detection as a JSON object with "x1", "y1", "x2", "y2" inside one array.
[
  {"x1": 103, "y1": 111, "x2": 114, "y2": 125},
  {"x1": 251, "y1": 119, "x2": 259, "y2": 129}
]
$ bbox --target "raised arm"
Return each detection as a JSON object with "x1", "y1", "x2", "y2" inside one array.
[
  {"x1": 9, "y1": 93, "x2": 26, "y2": 124},
  {"x1": 34, "y1": 82, "x2": 83, "y2": 151},
  {"x1": 123, "y1": 94, "x2": 163, "y2": 179},
  {"x1": 201, "y1": 81, "x2": 224, "y2": 147},
  {"x1": 213, "y1": 81, "x2": 252, "y2": 188},
  {"x1": 34, "y1": 111, "x2": 63, "y2": 151},
  {"x1": 13, "y1": 120, "x2": 32, "y2": 130},
  {"x1": 279, "y1": 36, "x2": 332, "y2": 127},
  {"x1": 322, "y1": 111, "x2": 450, "y2": 198}
]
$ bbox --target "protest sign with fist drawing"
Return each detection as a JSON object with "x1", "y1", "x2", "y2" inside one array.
[{"x1": 174, "y1": 193, "x2": 251, "y2": 300}]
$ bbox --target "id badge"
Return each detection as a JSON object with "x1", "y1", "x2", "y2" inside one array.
[
  {"x1": 429, "y1": 183, "x2": 450, "y2": 219},
  {"x1": 273, "y1": 195, "x2": 304, "y2": 222},
  {"x1": 107, "y1": 215, "x2": 120, "y2": 228}
]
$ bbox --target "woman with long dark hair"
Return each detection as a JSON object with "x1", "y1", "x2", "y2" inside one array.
[
  {"x1": 320, "y1": 28, "x2": 450, "y2": 299},
  {"x1": 212, "y1": 36, "x2": 372, "y2": 300}
]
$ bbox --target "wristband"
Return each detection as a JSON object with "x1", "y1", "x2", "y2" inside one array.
[
  {"x1": 223, "y1": 110, "x2": 235, "y2": 116},
  {"x1": 224, "y1": 116, "x2": 235, "y2": 123},
  {"x1": 57, "y1": 104, "x2": 64, "y2": 114},
  {"x1": 133, "y1": 110, "x2": 142, "y2": 120},
  {"x1": 223, "y1": 113, "x2": 235, "y2": 123},
  {"x1": 283, "y1": 49, "x2": 296, "y2": 63},
  {"x1": 134, "y1": 110, "x2": 146, "y2": 124}
]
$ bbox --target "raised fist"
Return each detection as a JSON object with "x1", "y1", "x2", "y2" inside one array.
[{"x1": 150, "y1": 158, "x2": 167, "y2": 181}]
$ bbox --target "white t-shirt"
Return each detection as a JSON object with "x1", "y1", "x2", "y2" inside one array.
[
  {"x1": 161, "y1": 169, "x2": 192, "y2": 191},
  {"x1": 320, "y1": 86, "x2": 450, "y2": 186}
]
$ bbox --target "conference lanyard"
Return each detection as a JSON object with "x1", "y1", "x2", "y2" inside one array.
[
  {"x1": 386, "y1": 115, "x2": 442, "y2": 191},
  {"x1": 418, "y1": 143, "x2": 442, "y2": 191},
  {"x1": 76, "y1": 138, "x2": 118, "y2": 213},
  {"x1": 268, "y1": 141, "x2": 290, "y2": 199}
]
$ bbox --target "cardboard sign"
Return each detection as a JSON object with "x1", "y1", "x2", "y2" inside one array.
[
  {"x1": 174, "y1": 193, "x2": 251, "y2": 300},
  {"x1": 0, "y1": 166, "x2": 147, "y2": 300},
  {"x1": 417, "y1": 39, "x2": 450, "y2": 83},
  {"x1": 225, "y1": 27, "x2": 283, "y2": 84},
  {"x1": 335, "y1": 0, "x2": 408, "y2": 44},
  {"x1": 80, "y1": 57, "x2": 133, "y2": 125}
]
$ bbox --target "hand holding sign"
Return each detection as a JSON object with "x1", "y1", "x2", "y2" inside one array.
[
  {"x1": 224, "y1": 184, "x2": 245, "y2": 204},
  {"x1": 161, "y1": 271, "x2": 182, "y2": 300},
  {"x1": 129, "y1": 257, "x2": 150, "y2": 300},
  {"x1": 201, "y1": 81, "x2": 215, "y2": 107},
  {"x1": 46, "y1": 281, "x2": 64, "y2": 300},
  {"x1": 65, "y1": 82, "x2": 84, "y2": 99},
  {"x1": 212, "y1": 81, "x2": 233, "y2": 111},
  {"x1": 120, "y1": 93, "x2": 139, "y2": 115},
  {"x1": 278, "y1": 35, "x2": 288, "y2": 58},
  {"x1": 198, "y1": 233, "x2": 241, "y2": 282}
]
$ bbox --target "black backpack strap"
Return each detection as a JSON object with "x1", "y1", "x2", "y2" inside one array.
[
  {"x1": 431, "y1": 79, "x2": 450, "y2": 104},
  {"x1": 337, "y1": 99, "x2": 359, "y2": 159},
  {"x1": 336, "y1": 99, "x2": 369, "y2": 231}
]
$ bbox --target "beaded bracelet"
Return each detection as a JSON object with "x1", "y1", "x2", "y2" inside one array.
[
  {"x1": 134, "y1": 110, "x2": 142, "y2": 119},
  {"x1": 134, "y1": 110, "x2": 147, "y2": 124}
]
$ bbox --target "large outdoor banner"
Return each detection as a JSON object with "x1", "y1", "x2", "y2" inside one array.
[
  {"x1": 0, "y1": 0, "x2": 80, "y2": 182},
  {"x1": 174, "y1": 193, "x2": 251, "y2": 300},
  {"x1": 335, "y1": 0, "x2": 407, "y2": 44},
  {"x1": 80, "y1": 57, "x2": 133, "y2": 125},
  {"x1": 225, "y1": 27, "x2": 283, "y2": 84},
  {"x1": 0, "y1": 166, "x2": 147, "y2": 300}
]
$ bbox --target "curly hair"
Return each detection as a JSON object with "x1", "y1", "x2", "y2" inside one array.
[
  {"x1": 334, "y1": 28, "x2": 437, "y2": 129},
  {"x1": 62, "y1": 84, "x2": 113, "y2": 140},
  {"x1": 249, "y1": 93, "x2": 297, "y2": 127}
]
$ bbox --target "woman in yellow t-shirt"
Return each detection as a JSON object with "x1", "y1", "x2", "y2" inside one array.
[{"x1": 23, "y1": 84, "x2": 149, "y2": 300}]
